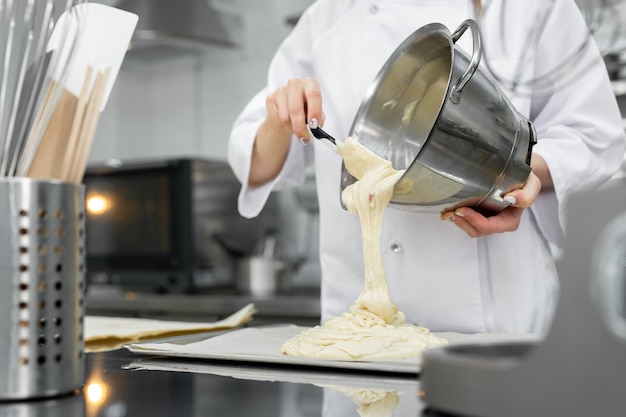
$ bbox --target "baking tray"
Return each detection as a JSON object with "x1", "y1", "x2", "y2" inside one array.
[
  {"x1": 124, "y1": 324, "x2": 541, "y2": 375},
  {"x1": 124, "y1": 356, "x2": 421, "y2": 391}
]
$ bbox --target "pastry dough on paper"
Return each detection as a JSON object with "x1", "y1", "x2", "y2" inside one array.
[
  {"x1": 85, "y1": 303, "x2": 256, "y2": 352},
  {"x1": 283, "y1": 137, "x2": 446, "y2": 360}
]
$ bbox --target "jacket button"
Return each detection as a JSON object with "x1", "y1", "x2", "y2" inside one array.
[
  {"x1": 390, "y1": 242, "x2": 402, "y2": 253},
  {"x1": 369, "y1": 4, "x2": 379, "y2": 14}
]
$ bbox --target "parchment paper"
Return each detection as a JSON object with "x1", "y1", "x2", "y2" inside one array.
[
  {"x1": 125, "y1": 324, "x2": 541, "y2": 374},
  {"x1": 85, "y1": 303, "x2": 256, "y2": 352}
]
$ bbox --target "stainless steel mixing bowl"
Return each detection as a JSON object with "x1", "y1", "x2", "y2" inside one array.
[{"x1": 341, "y1": 19, "x2": 535, "y2": 214}]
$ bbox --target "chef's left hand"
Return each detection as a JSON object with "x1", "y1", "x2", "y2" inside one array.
[{"x1": 440, "y1": 171, "x2": 542, "y2": 237}]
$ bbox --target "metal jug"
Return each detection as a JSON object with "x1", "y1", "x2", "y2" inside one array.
[
  {"x1": 341, "y1": 19, "x2": 535, "y2": 214},
  {"x1": 0, "y1": 178, "x2": 85, "y2": 400}
]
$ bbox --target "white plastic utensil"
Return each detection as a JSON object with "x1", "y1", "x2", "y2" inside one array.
[
  {"x1": 63, "y1": 3, "x2": 138, "y2": 181},
  {"x1": 75, "y1": 2, "x2": 138, "y2": 112},
  {"x1": 22, "y1": 2, "x2": 137, "y2": 181}
]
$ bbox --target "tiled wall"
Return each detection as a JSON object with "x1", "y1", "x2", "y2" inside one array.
[{"x1": 90, "y1": 0, "x2": 313, "y2": 164}]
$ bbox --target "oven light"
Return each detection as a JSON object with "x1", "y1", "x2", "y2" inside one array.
[
  {"x1": 86, "y1": 194, "x2": 110, "y2": 215},
  {"x1": 86, "y1": 381, "x2": 108, "y2": 405}
]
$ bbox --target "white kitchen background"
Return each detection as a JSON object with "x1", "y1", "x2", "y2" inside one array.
[
  {"x1": 91, "y1": 0, "x2": 313, "y2": 160},
  {"x1": 89, "y1": 0, "x2": 626, "y2": 173},
  {"x1": 90, "y1": 0, "x2": 321, "y2": 286}
]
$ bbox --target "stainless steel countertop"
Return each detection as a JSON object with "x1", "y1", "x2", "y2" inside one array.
[{"x1": 0, "y1": 346, "x2": 439, "y2": 417}]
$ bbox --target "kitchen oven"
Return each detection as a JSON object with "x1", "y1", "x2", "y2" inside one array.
[{"x1": 83, "y1": 158, "x2": 278, "y2": 293}]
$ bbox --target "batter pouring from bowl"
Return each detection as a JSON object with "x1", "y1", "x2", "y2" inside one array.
[{"x1": 282, "y1": 137, "x2": 446, "y2": 360}]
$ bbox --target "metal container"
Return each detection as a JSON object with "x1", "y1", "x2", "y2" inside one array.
[
  {"x1": 235, "y1": 231, "x2": 308, "y2": 297},
  {"x1": 0, "y1": 178, "x2": 85, "y2": 400},
  {"x1": 236, "y1": 256, "x2": 291, "y2": 297},
  {"x1": 341, "y1": 19, "x2": 535, "y2": 214}
]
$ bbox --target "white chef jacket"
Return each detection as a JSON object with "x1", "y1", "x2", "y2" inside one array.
[{"x1": 228, "y1": 0, "x2": 625, "y2": 333}]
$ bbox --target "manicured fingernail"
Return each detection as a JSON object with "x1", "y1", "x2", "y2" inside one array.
[
  {"x1": 454, "y1": 210, "x2": 464, "y2": 218},
  {"x1": 309, "y1": 118, "x2": 318, "y2": 129},
  {"x1": 300, "y1": 137, "x2": 309, "y2": 145},
  {"x1": 503, "y1": 196, "x2": 516, "y2": 205}
]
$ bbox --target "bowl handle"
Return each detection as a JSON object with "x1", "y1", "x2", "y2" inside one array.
[{"x1": 449, "y1": 19, "x2": 482, "y2": 104}]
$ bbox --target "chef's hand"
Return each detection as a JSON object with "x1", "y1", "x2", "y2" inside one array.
[
  {"x1": 266, "y1": 77, "x2": 324, "y2": 144},
  {"x1": 249, "y1": 77, "x2": 324, "y2": 186},
  {"x1": 440, "y1": 171, "x2": 542, "y2": 237}
]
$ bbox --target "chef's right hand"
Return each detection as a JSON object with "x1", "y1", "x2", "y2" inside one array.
[
  {"x1": 249, "y1": 78, "x2": 324, "y2": 186},
  {"x1": 265, "y1": 77, "x2": 325, "y2": 145}
]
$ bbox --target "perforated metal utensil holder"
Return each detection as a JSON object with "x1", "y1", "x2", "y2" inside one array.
[{"x1": 0, "y1": 179, "x2": 85, "y2": 400}]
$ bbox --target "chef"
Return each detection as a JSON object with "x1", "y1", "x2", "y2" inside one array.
[{"x1": 227, "y1": 0, "x2": 626, "y2": 334}]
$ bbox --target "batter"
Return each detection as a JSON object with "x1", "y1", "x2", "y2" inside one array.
[
  {"x1": 325, "y1": 386, "x2": 400, "y2": 417},
  {"x1": 282, "y1": 137, "x2": 447, "y2": 360}
]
